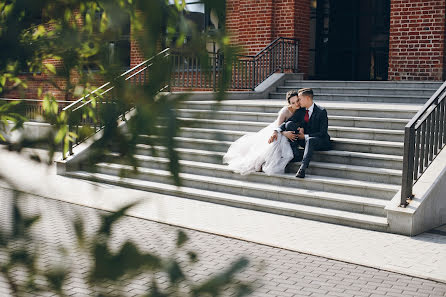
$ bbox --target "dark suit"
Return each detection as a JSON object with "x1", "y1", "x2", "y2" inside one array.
[{"x1": 279, "y1": 103, "x2": 331, "y2": 168}]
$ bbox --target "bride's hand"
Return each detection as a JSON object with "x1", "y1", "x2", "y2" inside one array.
[
  {"x1": 283, "y1": 131, "x2": 298, "y2": 142},
  {"x1": 268, "y1": 131, "x2": 278, "y2": 143}
]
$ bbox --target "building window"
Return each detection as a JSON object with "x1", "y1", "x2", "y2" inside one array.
[{"x1": 83, "y1": 10, "x2": 130, "y2": 72}]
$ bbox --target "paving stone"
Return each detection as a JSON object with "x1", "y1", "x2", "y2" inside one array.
[{"x1": 1, "y1": 189, "x2": 446, "y2": 297}]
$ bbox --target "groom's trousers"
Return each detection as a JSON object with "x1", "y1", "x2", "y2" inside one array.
[{"x1": 283, "y1": 121, "x2": 330, "y2": 166}]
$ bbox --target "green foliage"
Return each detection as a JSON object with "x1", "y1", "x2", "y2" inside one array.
[
  {"x1": 0, "y1": 101, "x2": 27, "y2": 141},
  {"x1": 0, "y1": 0, "x2": 237, "y2": 186},
  {"x1": 0, "y1": 1, "x2": 252, "y2": 296},
  {"x1": 0, "y1": 195, "x2": 253, "y2": 297}
]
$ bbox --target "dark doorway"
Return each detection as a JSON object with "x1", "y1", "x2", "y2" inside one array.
[{"x1": 310, "y1": 0, "x2": 390, "y2": 80}]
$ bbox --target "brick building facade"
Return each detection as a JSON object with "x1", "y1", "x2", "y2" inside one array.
[
  {"x1": 388, "y1": 0, "x2": 446, "y2": 80},
  {"x1": 6, "y1": 0, "x2": 446, "y2": 100},
  {"x1": 209, "y1": 0, "x2": 446, "y2": 81}
]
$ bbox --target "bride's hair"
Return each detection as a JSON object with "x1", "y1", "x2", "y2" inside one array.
[{"x1": 286, "y1": 90, "x2": 299, "y2": 104}]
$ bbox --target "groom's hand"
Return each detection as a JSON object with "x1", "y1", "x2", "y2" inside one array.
[
  {"x1": 268, "y1": 131, "x2": 278, "y2": 143},
  {"x1": 297, "y1": 128, "x2": 305, "y2": 140}
]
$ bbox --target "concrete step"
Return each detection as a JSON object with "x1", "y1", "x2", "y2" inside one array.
[
  {"x1": 65, "y1": 170, "x2": 390, "y2": 232},
  {"x1": 103, "y1": 154, "x2": 390, "y2": 216},
  {"x1": 283, "y1": 80, "x2": 443, "y2": 89},
  {"x1": 135, "y1": 144, "x2": 403, "y2": 170},
  {"x1": 177, "y1": 109, "x2": 409, "y2": 130},
  {"x1": 107, "y1": 153, "x2": 401, "y2": 187},
  {"x1": 332, "y1": 137, "x2": 403, "y2": 155},
  {"x1": 312, "y1": 150, "x2": 403, "y2": 170},
  {"x1": 102, "y1": 154, "x2": 399, "y2": 199},
  {"x1": 179, "y1": 100, "x2": 420, "y2": 119},
  {"x1": 177, "y1": 118, "x2": 405, "y2": 142},
  {"x1": 328, "y1": 126, "x2": 404, "y2": 142},
  {"x1": 328, "y1": 115, "x2": 408, "y2": 130},
  {"x1": 277, "y1": 85, "x2": 438, "y2": 97},
  {"x1": 270, "y1": 92, "x2": 428, "y2": 104},
  {"x1": 286, "y1": 161, "x2": 401, "y2": 185},
  {"x1": 138, "y1": 134, "x2": 403, "y2": 155}
]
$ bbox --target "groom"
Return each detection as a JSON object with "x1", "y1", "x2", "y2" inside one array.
[{"x1": 269, "y1": 88, "x2": 331, "y2": 178}]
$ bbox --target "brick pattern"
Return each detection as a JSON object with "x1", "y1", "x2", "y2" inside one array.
[
  {"x1": 1, "y1": 189, "x2": 446, "y2": 297},
  {"x1": 388, "y1": 0, "x2": 446, "y2": 81},
  {"x1": 226, "y1": 0, "x2": 309, "y2": 77},
  {"x1": 227, "y1": 0, "x2": 274, "y2": 55},
  {"x1": 130, "y1": 37, "x2": 145, "y2": 68}
]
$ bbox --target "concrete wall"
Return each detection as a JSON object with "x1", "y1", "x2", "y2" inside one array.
[
  {"x1": 3, "y1": 121, "x2": 55, "y2": 144},
  {"x1": 411, "y1": 166, "x2": 446, "y2": 235},
  {"x1": 387, "y1": 146, "x2": 446, "y2": 236}
]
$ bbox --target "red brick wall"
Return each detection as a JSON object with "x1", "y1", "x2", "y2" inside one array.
[
  {"x1": 388, "y1": 0, "x2": 446, "y2": 81},
  {"x1": 226, "y1": 0, "x2": 241, "y2": 46},
  {"x1": 130, "y1": 38, "x2": 145, "y2": 68},
  {"x1": 226, "y1": 0, "x2": 310, "y2": 77}
]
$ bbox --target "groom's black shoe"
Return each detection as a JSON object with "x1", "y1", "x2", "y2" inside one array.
[{"x1": 295, "y1": 166, "x2": 306, "y2": 178}]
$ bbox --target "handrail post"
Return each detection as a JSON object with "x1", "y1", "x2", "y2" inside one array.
[
  {"x1": 62, "y1": 128, "x2": 67, "y2": 160},
  {"x1": 401, "y1": 125, "x2": 416, "y2": 206},
  {"x1": 212, "y1": 43, "x2": 217, "y2": 92},
  {"x1": 294, "y1": 40, "x2": 299, "y2": 72},
  {"x1": 167, "y1": 50, "x2": 172, "y2": 92},
  {"x1": 68, "y1": 125, "x2": 73, "y2": 157},
  {"x1": 281, "y1": 39, "x2": 285, "y2": 73},
  {"x1": 252, "y1": 58, "x2": 256, "y2": 90}
]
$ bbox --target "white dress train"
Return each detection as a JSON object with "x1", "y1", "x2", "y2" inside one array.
[{"x1": 223, "y1": 107, "x2": 294, "y2": 175}]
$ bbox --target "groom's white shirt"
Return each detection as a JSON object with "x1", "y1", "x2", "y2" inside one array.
[{"x1": 303, "y1": 103, "x2": 315, "y2": 141}]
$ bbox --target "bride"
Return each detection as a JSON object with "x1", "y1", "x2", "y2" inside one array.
[{"x1": 223, "y1": 90, "x2": 301, "y2": 175}]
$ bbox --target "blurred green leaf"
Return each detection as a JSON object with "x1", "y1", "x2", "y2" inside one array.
[
  {"x1": 176, "y1": 230, "x2": 188, "y2": 248},
  {"x1": 187, "y1": 251, "x2": 198, "y2": 263},
  {"x1": 91, "y1": 241, "x2": 162, "y2": 281},
  {"x1": 45, "y1": 267, "x2": 69, "y2": 293},
  {"x1": 74, "y1": 216, "x2": 85, "y2": 247},
  {"x1": 193, "y1": 257, "x2": 250, "y2": 296},
  {"x1": 99, "y1": 202, "x2": 138, "y2": 235},
  {"x1": 165, "y1": 259, "x2": 185, "y2": 284},
  {"x1": 44, "y1": 63, "x2": 56, "y2": 74}
]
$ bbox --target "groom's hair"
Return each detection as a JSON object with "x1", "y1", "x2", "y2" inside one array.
[
  {"x1": 286, "y1": 90, "x2": 299, "y2": 104},
  {"x1": 298, "y1": 88, "x2": 314, "y2": 99}
]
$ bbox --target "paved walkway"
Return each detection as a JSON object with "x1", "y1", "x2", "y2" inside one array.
[
  {"x1": 1, "y1": 189, "x2": 446, "y2": 297},
  {"x1": 0, "y1": 147, "x2": 445, "y2": 287}
]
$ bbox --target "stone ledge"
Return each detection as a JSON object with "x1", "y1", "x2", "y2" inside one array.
[{"x1": 386, "y1": 147, "x2": 446, "y2": 236}]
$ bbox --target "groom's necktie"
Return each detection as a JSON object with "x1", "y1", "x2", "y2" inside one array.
[{"x1": 304, "y1": 109, "x2": 310, "y2": 123}]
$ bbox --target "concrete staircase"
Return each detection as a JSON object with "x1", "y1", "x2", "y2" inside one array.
[{"x1": 64, "y1": 80, "x2": 443, "y2": 232}]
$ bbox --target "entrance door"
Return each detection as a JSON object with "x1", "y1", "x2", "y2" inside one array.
[{"x1": 311, "y1": 0, "x2": 390, "y2": 80}]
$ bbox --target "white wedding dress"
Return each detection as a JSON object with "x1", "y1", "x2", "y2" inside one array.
[{"x1": 223, "y1": 106, "x2": 294, "y2": 175}]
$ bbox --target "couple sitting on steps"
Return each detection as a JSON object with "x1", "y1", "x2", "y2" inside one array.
[{"x1": 223, "y1": 88, "x2": 332, "y2": 178}]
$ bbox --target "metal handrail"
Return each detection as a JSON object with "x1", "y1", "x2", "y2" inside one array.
[
  {"x1": 169, "y1": 37, "x2": 299, "y2": 90},
  {"x1": 253, "y1": 37, "x2": 299, "y2": 58},
  {"x1": 62, "y1": 48, "x2": 171, "y2": 159},
  {"x1": 63, "y1": 48, "x2": 170, "y2": 113},
  {"x1": 61, "y1": 38, "x2": 299, "y2": 157},
  {"x1": 400, "y1": 81, "x2": 446, "y2": 206}
]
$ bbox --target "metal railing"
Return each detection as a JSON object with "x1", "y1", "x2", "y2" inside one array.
[
  {"x1": 400, "y1": 81, "x2": 446, "y2": 206},
  {"x1": 243, "y1": 37, "x2": 299, "y2": 89},
  {"x1": 62, "y1": 48, "x2": 170, "y2": 158},
  {"x1": 170, "y1": 37, "x2": 299, "y2": 90},
  {"x1": 370, "y1": 47, "x2": 388, "y2": 81},
  {"x1": 0, "y1": 98, "x2": 72, "y2": 121},
  {"x1": 61, "y1": 38, "x2": 299, "y2": 158}
]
